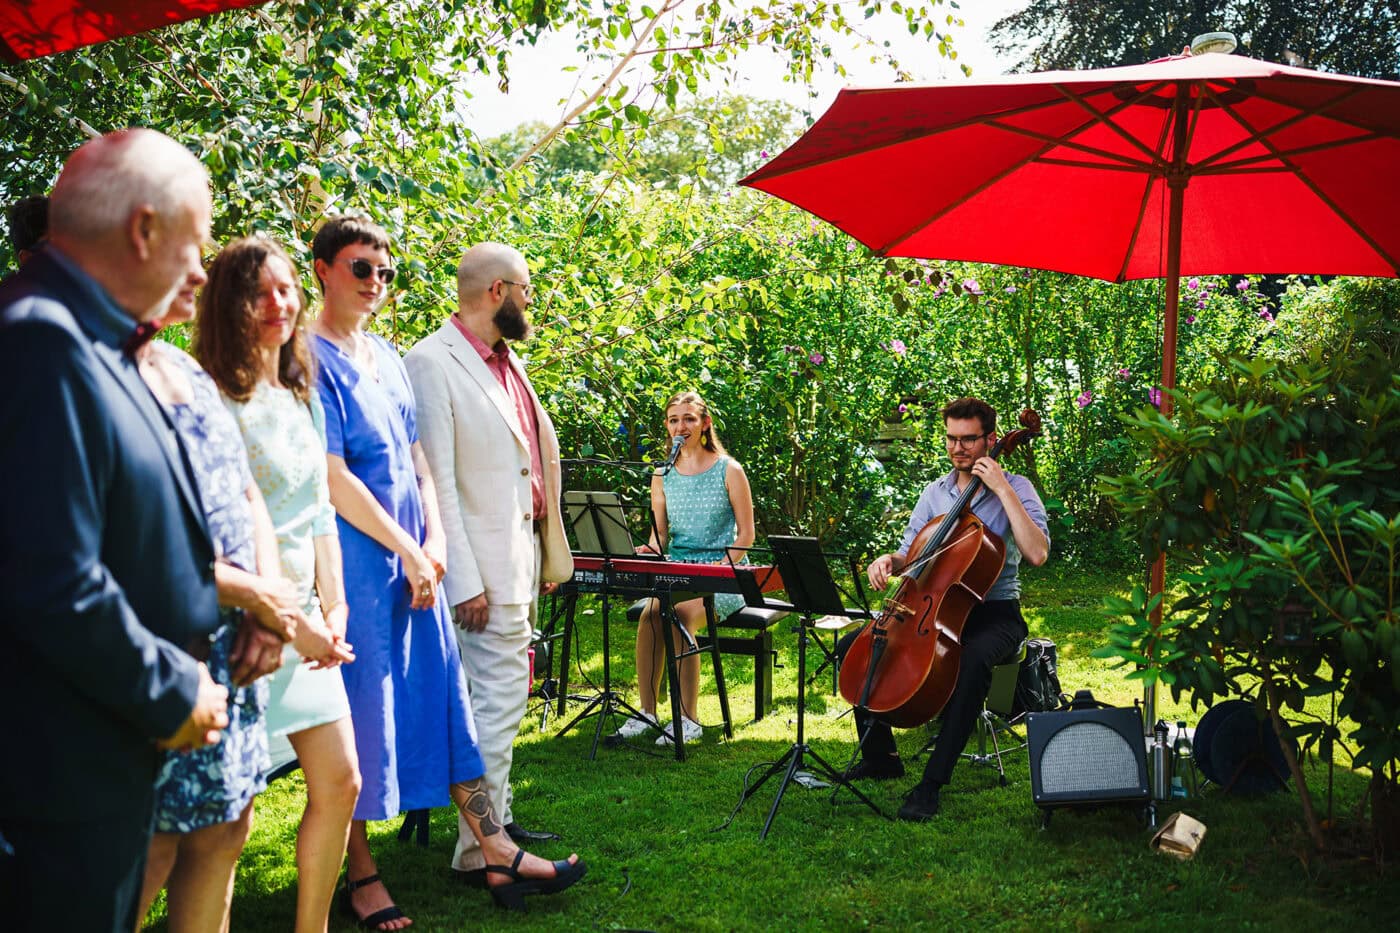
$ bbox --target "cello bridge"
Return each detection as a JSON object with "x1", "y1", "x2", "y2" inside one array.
[{"x1": 881, "y1": 599, "x2": 912, "y2": 617}]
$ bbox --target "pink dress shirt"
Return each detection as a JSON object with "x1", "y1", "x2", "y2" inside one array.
[{"x1": 450, "y1": 315, "x2": 547, "y2": 521}]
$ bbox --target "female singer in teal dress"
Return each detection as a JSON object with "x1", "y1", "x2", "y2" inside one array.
[
  {"x1": 309, "y1": 216, "x2": 583, "y2": 924},
  {"x1": 614, "y1": 391, "x2": 755, "y2": 747}
]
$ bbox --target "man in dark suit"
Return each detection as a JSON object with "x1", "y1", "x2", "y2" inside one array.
[{"x1": 0, "y1": 129, "x2": 231, "y2": 932}]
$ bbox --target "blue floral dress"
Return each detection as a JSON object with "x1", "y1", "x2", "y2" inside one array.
[
  {"x1": 664, "y1": 455, "x2": 745, "y2": 618},
  {"x1": 150, "y1": 343, "x2": 270, "y2": 832}
]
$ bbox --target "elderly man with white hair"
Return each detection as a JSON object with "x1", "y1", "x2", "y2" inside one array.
[
  {"x1": 0, "y1": 128, "x2": 230, "y2": 932},
  {"x1": 405, "y1": 242, "x2": 575, "y2": 883}
]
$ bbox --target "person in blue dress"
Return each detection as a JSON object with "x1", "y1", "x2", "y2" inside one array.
[
  {"x1": 614, "y1": 391, "x2": 756, "y2": 747},
  {"x1": 309, "y1": 216, "x2": 584, "y2": 924},
  {"x1": 132, "y1": 260, "x2": 298, "y2": 932}
]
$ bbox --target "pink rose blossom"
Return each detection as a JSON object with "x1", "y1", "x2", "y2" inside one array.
[
  {"x1": 1149, "y1": 388, "x2": 1162, "y2": 408},
  {"x1": 962, "y1": 278, "x2": 982, "y2": 295},
  {"x1": 1076, "y1": 390, "x2": 1093, "y2": 408},
  {"x1": 809, "y1": 352, "x2": 825, "y2": 365},
  {"x1": 887, "y1": 338, "x2": 907, "y2": 355}
]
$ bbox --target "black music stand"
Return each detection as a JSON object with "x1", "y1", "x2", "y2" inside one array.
[
  {"x1": 554, "y1": 492, "x2": 654, "y2": 758},
  {"x1": 717, "y1": 536, "x2": 886, "y2": 840}
]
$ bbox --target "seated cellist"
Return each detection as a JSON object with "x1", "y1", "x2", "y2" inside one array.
[{"x1": 838, "y1": 397, "x2": 1049, "y2": 821}]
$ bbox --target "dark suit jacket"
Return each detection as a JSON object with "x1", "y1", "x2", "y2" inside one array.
[{"x1": 0, "y1": 250, "x2": 219, "y2": 820}]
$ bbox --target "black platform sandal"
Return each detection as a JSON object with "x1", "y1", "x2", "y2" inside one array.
[
  {"x1": 340, "y1": 873, "x2": 408, "y2": 930},
  {"x1": 483, "y1": 850, "x2": 588, "y2": 911}
]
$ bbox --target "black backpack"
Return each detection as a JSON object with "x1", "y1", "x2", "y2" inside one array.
[{"x1": 1014, "y1": 637, "x2": 1067, "y2": 715}]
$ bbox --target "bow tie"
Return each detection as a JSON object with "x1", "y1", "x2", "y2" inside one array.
[{"x1": 123, "y1": 321, "x2": 161, "y2": 357}]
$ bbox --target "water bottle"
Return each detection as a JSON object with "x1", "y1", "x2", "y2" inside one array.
[
  {"x1": 1151, "y1": 720, "x2": 1172, "y2": 800},
  {"x1": 1171, "y1": 720, "x2": 1197, "y2": 798}
]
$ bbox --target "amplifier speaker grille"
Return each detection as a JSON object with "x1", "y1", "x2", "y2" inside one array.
[{"x1": 1028, "y1": 706, "x2": 1150, "y2": 808}]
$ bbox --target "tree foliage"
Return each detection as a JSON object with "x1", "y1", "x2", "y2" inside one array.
[
  {"x1": 990, "y1": 1, "x2": 1400, "y2": 77},
  {"x1": 486, "y1": 94, "x2": 803, "y2": 193}
]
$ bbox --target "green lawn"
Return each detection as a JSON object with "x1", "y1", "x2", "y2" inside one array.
[{"x1": 148, "y1": 565, "x2": 1396, "y2": 931}]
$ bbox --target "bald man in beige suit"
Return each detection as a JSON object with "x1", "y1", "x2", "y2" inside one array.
[{"x1": 404, "y1": 243, "x2": 573, "y2": 881}]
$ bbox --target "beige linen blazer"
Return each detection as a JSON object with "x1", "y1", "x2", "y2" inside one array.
[{"x1": 404, "y1": 319, "x2": 572, "y2": 608}]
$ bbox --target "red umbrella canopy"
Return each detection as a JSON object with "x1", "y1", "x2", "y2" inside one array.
[
  {"x1": 1, "y1": 0, "x2": 265, "y2": 61},
  {"x1": 743, "y1": 54, "x2": 1400, "y2": 282}
]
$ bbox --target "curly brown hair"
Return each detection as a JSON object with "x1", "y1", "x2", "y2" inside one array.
[{"x1": 195, "y1": 236, "x2": 314, "y2": 403}]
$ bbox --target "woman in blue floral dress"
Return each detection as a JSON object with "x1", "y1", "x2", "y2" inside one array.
[{"x1": 134, "y1": 265, "x2": 304, "y2": 932}]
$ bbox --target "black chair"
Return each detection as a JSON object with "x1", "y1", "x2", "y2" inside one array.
[{"x1": 625, "y1": 596, "x2": 789, "y2": 727}]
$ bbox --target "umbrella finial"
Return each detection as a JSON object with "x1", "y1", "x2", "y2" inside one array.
[{"x1": 1190, "y1": 32, "x2": 1238, "y2": 55}]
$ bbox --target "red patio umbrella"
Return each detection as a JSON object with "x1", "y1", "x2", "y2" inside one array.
[
  {"x1": 1, "y1": 0, "x2": 265, "y2": 61},
  {"x1": 742, "y1": 51, "x2": 1400, "y2": 724},
  {"x1": 744, "y1": 52, "x2": 1400, "y2": 410}
]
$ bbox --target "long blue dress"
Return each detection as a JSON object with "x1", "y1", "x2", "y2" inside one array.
[
  {"x1": 313, "y1": 333, "x2": 484, "y2": 821},
  {"x1": 150, "y1": 343, "x2": 270, "y2": 831}
]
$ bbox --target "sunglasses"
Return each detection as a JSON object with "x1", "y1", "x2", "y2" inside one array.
[{"x1": 342, "y1": 257, "x2": 397, "y2": 285}]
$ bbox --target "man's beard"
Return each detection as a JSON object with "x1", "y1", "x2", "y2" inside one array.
[{"x1": 494, "y1": 293, "x2": 531, "y2": 341}]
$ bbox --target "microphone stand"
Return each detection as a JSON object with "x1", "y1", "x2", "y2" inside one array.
[{"x1": 553, "y1": 454, "x2": 673, "y2": 758}]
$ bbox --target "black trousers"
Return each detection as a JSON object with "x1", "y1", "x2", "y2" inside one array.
[
  {"x1": 838, "y1": 599, "x2": 1028, "y2": 788},
  {"x1": 0, "y1": 798, "x2": 154, "y2": 933}
]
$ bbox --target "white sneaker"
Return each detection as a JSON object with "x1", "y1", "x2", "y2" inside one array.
[
  {"x1": 611, "y1": 714, "x2": 657, "y2": 740},
  {"x1": 655, "y1": 716, "x2": 704, "y2": 746}
]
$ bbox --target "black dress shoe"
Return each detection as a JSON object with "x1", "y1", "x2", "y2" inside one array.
[
  {"x1": 896, "y1": 783, "x2": 941, "y2": 822},
  {"x1": 505, "y1": 821, "x2": 562, "y2": 843},
  {"x1": 841, "y1": 756, "x2": 906, "y2": 782}
]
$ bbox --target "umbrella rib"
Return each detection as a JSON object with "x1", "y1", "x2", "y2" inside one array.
[
  {"x1": 875, "y1": 136, "x2": 1067, "y2": 254},
  {"x1": 985, "y1": 120, "x2": 1155, "y2": 171},
  {"x1": 1235, "y1": 83, "x2": 1400, "y2": 141},
  {"x1": 1056, "y1": 82, "x2": 1172, "y2": 166},
  {"x1": 1115, "y1": 103, "x2": 1176, "y2": 284},
  {"x1": 748, "y1": 79, "x2": 1168, "y2": 184},
  {"x1": 741, "y1": 91, "x2": 1081, "y2": 182},
  {"x1": 1200, "y1": 133, "x2": 1385, "y2": 173},
  {"x1": 877, "y1": 82, "x2": 1174, "y2": 255},
  {"x1": 1034, "y1": 156, "x2": 1157, "y2": 172},
  {"x1": 1192, "y1": 85, "x2": 1370, "y2": 170},
  {"x1": 1211, "y1": 89, "x2": 1400, "y2": 273}
]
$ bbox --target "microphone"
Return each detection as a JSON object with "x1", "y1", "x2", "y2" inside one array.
[{"x1": 662, "y1": 434, "x2": 684, "y2": 473}]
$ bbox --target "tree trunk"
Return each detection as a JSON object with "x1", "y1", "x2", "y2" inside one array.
[{"x1": 1264, "y1": 662, "x2": 1327, "y2": 850}]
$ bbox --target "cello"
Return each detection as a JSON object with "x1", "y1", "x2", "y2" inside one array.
[{"x1": 838, "y1": 409, "x2": 1042, "y2": 728}]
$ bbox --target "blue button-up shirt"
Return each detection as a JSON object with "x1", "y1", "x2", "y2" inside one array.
[{"x1": 896, "y1": 469, "x2": 1049, "y2": 601}]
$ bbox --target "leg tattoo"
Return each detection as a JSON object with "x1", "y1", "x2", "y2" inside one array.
[{"x1": 457, "y1": 778, "x2": 502, "y2": 838}]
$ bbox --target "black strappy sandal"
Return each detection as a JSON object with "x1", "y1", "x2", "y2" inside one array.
[
  {"x1": 483, "y1": 850, "x2": 588, "y2": 911},
  {"x1": 340, "y1": 873, "x2": 408, "y2": 930}
]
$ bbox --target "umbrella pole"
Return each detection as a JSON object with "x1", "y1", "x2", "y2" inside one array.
[{"x1": 1146, "y1": 97, "x2": 1189, "y2": 734}]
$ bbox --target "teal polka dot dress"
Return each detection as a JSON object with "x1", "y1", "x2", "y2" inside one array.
[{"x1": 664, "y1": 455, "x2": 745, "y2": 617}]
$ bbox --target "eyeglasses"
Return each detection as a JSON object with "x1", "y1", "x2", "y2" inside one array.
[
  {"x1": 499, "y1": 279, "x2": 534, "y2": 298},
  {"x1": 342, "y1": 257, "x2": 397, "y2": 285},
  {"x1": 945, "y1": 431, "x2": 990, "y2": 448}
]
